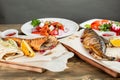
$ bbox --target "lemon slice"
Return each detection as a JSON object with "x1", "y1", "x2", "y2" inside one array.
[
  {"x1": 110, "y1": 39, "x2": 120, "y2": 47},
  {"x1": 21, "y1": 40, "x2": 35, "y2": 57}
]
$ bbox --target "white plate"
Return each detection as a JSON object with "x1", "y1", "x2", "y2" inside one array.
[
  {"x1": 21, "y1": 18, "x2": 79, "y2": 38},
  {"x1": 79, "y1": 18, "x2": 116, "y2": 36}
]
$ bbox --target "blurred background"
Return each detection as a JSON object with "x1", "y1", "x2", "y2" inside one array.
[{"x1": 0, "y1": 0, "x2": 120, "y2": 24}]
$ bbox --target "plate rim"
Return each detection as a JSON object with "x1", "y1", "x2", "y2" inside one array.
[{"x1": 79, "y1": 18, "x2": 102, "y2": 28}]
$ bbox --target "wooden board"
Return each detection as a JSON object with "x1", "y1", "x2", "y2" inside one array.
[
  {"x1": 62, "y1": 43, "x2": 120, "y2": 78},
  {"x1": 0, "y1": 60, "x2": 44, "y2": 73}
]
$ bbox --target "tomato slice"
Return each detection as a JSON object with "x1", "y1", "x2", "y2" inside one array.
[{"x1": 91, "y1": 20, "x2": 101, "y2": 30}]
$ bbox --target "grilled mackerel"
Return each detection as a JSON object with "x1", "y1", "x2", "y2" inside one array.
[{"x1": 81, "y1": 28, "x2": 114, "y2": 60}]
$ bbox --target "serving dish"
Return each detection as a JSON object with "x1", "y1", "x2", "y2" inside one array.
[{"x1": 21, "y1": 18, "x2": 79, "y2": 38}]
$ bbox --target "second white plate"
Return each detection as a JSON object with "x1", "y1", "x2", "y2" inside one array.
[{"x1": 21, "y1": 18, "x2": 79, "y2": 38}]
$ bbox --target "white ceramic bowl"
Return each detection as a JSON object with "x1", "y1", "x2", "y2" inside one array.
[{"x1": 1, "y1": 29, "x2": 18, "y2": 38}]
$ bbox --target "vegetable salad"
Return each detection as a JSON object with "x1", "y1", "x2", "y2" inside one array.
[
  {"x1": 85, "y1": 19, "x2": 120, "y2": 36},
  {"x1": 31, "y1": 19, "x2": 65, "y2": 36}
]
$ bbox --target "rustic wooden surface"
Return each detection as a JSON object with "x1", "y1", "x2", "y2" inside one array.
[{"x1": 0, "y1": 24, "x2": 119, "y2": 80}]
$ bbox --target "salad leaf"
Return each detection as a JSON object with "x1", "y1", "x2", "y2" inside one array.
[
  {"x1": 99, "y1": 23, "x2": 112, "y2": 31},
  {"x1": 85, "y1": 24, "x2": 91, "y2": 28},
  {"x1": 31, "y1": 19, "x2": 41, "y2": 27}
]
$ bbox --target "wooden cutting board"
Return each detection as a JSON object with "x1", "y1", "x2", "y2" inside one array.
[
  {"x1": 62, "y1": 43, "x2": 120, "y2": 78},
  {"x1": 0, "y1": 60, "x2": 44, "y2": 73}
]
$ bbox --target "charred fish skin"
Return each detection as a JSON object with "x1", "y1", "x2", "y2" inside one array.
[
  {"x1": 81, "y1": 28, "x2": 114, "y2": 60},
  {"x1": 3, "y1": 36, "x2": 58, "y2": 51},
  {"x1": 81, "y1": 28, "x2": 105, "y2": 55}
]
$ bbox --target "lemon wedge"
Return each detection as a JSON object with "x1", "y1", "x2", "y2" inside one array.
[
  {"x1": 110, "y1": 39, "x2": 120, "y2": 47},
  {"x1": 21, "y1": 40, "x2": 35, "y2": 57}
]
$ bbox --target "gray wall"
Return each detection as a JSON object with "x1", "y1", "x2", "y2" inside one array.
[{"x1": 0, "y1": 0, "x2": 120, "y2": 24}]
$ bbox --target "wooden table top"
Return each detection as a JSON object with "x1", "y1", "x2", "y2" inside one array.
[{"x1": 0, "y1": 24, "x2": 119, "y2": 80}]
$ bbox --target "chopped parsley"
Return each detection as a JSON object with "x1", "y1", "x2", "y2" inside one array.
[{"x1": 99, "y1": 23, "x2": 112, "y2": 31}]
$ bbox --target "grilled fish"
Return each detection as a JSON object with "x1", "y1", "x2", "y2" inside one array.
[
  {"x1": 81, "y1": 28, "x2": 114, "y2": 60},
  {"x1": 4, "y1": 36, "x2": 58, "y2": 51}
]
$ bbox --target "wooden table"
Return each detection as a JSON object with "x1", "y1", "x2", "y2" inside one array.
[{"x1": 0, "y1": 24, "x2": 119, "y2": 80}]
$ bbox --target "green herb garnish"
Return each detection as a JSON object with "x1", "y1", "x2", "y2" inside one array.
[
  {"x1": 85, "y1": 24, "x2": 91, "y2": 28},
  {"x1": 99, "y1": 23, "x2": 112, "y2": 31},
  {"x1": 31, "y1": 19, "x2": 41, "y2": 27}
]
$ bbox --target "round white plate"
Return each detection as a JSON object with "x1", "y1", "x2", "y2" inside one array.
[{"x1": 21, "y1": 18, "x2": 79, "y2": 38}]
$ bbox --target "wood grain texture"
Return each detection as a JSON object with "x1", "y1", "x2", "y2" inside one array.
[
  {"x1": 0, "y1": 60, "x2": 44, "y2": 73},
  {"x1": 0, "y1": 24, "x2": 119, "y2": 80},
  {"x1": 0, "y1": 24, "x2": 23, "y2": 34}
]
